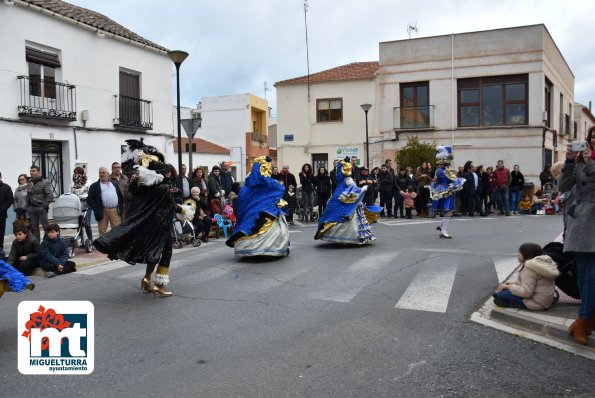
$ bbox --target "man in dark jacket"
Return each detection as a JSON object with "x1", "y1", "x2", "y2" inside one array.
[
  {"x1": 6, "y1": 224, "x2": 40, "y2": 275},
  {"x1": 219, "y1": 162, "x2": 234, "y2": 199},
  {"x1": 26, "y1": 166, "x2": 53, "y2": 241},
  {"x1": 279, "y1": 165, "x2": 297, "y2": 194},
  {"x1": 377, "y1": 164, "x2": 394, "y2": 217},
  {"x1": 393, "y1": 168, "x2": 410, "y2": 218},
  {"x1": 88, "y1": 167, "x2": 124, "y2": 236},
  {"x1": 356, "y1": 167, "x2": 376, "y2": 206},
  {"x1": 0, "y1": 171, "x2": 14, "y2": 259}
]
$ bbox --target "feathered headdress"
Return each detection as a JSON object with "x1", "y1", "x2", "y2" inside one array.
[{"x1": 435, "y1": 146, "x2": 453, "y2": 165}]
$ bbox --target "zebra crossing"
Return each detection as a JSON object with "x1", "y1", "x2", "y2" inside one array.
[{"x1": 77, "y1": 243, "x2": 518, "y2": 314}]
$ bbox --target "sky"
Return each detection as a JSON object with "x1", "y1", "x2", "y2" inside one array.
[{"x1": 67, "y1": 0, "x2": 595, "y2": 117}]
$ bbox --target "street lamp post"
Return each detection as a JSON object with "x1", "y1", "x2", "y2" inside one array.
[
  {"x1": 360, "y1": 103, "x2": 372, "y2": 169},
  {"x1": 168, "y1": 50, "x2": 189, "y2": 174}
]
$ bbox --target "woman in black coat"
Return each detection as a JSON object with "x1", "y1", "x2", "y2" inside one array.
[
  {"x1": 313, "y1": 166, "x2": 332, "y2": 215},
  {"x1": 299, "y1": 163, "x2": 315, "y2": 221}
]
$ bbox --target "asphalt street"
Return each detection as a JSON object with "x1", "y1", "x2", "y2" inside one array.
[{"x1": 2, "y1": 214, "x2": 594, "y2": 397}]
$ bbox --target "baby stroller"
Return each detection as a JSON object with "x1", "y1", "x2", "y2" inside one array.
[
  {"x1": 171, "y1": 218, "x2": 201, "y2": 249},
  {"x1": 295, "y1": 186, "x2": 319, "y2": 222},
  {"x1": 172, "y1": 201, "x2": 202, "y2": 249},
  {"x1": 52, "y1": 193, "x2": 93, "y2": 258}
]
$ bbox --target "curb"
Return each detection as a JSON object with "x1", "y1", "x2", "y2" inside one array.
[{"x1": 471, "y1": 298, "x2": 595, "y2": 361}]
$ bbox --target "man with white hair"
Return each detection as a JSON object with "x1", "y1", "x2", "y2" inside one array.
[{"x1": 88, "y1": 167, "x2": 123, "y2": 236}]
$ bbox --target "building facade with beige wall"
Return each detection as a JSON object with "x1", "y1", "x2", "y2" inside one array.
[
  {"x1": 275, "y1": 24, "x2": 576, "y2": 185},
  {"x1": 574, "y1": 102, "x2": 595, "y2": 142}
]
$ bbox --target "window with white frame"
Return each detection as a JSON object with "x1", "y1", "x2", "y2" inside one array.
[
  {"x1": 26, "y1": 47, "x2": 60, "y2": 99},
  {"x1": 316, "y1": 98, "x2": 342, "y2": 122}
]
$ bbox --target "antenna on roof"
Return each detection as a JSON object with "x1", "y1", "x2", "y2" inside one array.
[
  {"x1": 264, "y1": 81, "x2": 271, "y2": 99},
  {"x1": 407, "y1": 23, "x2": 418, "y2": 39},
  {"x1": 304, "y1": 0, "x2": 311, "y2": 101}
]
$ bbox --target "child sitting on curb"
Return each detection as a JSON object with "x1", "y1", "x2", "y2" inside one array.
[
  {"x1": 518, "y1": 194, "x2": 532, "y2": 214},
  {"x1": 6, "y1": 224, "x2": 41, "y2": 276},
  {"x1": 493, "y1": 242, "x2": 559, "y2": 310},
  {"x1": 40, "y1": 224, "x2": 77, "y2": 278}
]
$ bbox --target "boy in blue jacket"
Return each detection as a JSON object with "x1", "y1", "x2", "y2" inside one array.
[{"x1": 40, "y1": 224, "x2": 76, "y2": 278}]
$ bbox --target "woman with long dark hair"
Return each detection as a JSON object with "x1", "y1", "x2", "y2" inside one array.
[
  {"x1": 313, "y1": 166, "x2": 331, "y2": 215},
  {"x1": 299, "y1": 163, "x2": 315, "y2": 222}
]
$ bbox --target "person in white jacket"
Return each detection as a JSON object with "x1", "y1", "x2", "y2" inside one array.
[
  {"x1": 70, "y1": 166, "x2": 93, "y2": 245},
  {"x1": 493, "y1": 242, "x2": 560, "y2": 310}
]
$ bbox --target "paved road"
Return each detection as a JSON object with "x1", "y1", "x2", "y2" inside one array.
[{"x1": 2, "y1": 215, "x2": 594, "y2": 397}]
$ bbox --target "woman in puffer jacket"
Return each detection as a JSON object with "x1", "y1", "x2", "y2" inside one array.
[{"x1": 493, "y1": 243, "x2": 559, "y2": 310}]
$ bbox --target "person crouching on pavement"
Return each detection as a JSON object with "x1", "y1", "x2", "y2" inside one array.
[
  {"x1": 6, "y1": 224, "x2": 41, "y2": 276},
  {"x1": 40, "y1": 223, "x2": 76, "y2": 278},
  {"x1": 493, "y1": 243, "x2": 559, "y2": 310}
]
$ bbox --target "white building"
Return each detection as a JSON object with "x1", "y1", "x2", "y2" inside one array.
[
  {"x1": 0, "y1": 0, "x2": 173, "y2": 204},
  {"x1": 192, "y1": 94, "x2": 270, "y2": 181},
  {"x1": 574, "y1": 102, "x2": 595, "y2": 142},
  {"x1": 275, "y1": 62, "x2": 378, "y2": 172},
  {"x1": 276, "y1": 25, "x2": 577, "y2": 184}
]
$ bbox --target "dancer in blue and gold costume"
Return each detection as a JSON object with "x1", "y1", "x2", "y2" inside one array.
[
  {"x1": 0, "y1": 259, "x2": 34, "y2": 298},
  {"x1": 226, "y1": 156, "x2": 289, "y2": 256},
  {"x1": 314, "y1": 157, "x2": 381, "y2": 244},
  {"x1": 430, "y1": 146, "x2": 465, "y2": 239}
]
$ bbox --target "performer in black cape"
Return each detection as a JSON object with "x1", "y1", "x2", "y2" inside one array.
[{"x1": 94, "y1": 139, "x2": 180, "y2": 297}]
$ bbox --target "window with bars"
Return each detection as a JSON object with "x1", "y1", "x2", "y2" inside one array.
[
  {"x1": 458, "y1": 74, "x2": 528, "y2": 127},
  {"x1": 316, "y1": 98, "x2": 343, "y2": 122}
]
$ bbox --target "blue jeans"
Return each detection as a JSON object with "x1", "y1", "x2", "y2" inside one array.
[
  {"x1": 496, "y1": 289, "x2": 527, "y2": 308},
  {"x1": 494, "y1": 187, "x2": 509, "y2": 213},
  {"x1": 575, "y1": 253, "x2": 595, "y2": 319},
  {"x1": 509, "y1": 189, "x2": 521, "y2": 212}
]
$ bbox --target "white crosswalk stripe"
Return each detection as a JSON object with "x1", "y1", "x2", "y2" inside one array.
[
  {"x1": 76, "y1": 244, "x2": 512, "y2": 314},
  {"x1": 395, "y1": 257, "x2": 458, "y2": 313},
  {"x1": 310, "y1": 253, "x2": 397, "y2": 303},
  {"x1": 77, "y1": 260, "x2": 129, "y2": 275}
]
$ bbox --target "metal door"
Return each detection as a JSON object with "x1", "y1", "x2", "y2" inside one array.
[{"x1": 31, "y1": 140, "x2": 63, "y2": 198}]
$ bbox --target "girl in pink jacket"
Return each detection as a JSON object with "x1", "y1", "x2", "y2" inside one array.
[{"x1": 399, "y1": 188, "x2": 417, "y2": 219}]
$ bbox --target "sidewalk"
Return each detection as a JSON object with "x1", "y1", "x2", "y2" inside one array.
[
  {"x1": 471, "y1": 271, "x2": 595, "y2": 361},
  {"x1": 3, "y1": 224, "x2": 111, "y2": 270}
]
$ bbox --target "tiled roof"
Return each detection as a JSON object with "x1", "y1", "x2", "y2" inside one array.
[
  {"x1": 275, "y1": 62, "x2": 379, "y2": 86},
  {"x1": 174, "y1": 137, "x2": 230, "y2": 155},
  {"x1": 18, "y1": 0, "x2": 168, "y2": 52}
]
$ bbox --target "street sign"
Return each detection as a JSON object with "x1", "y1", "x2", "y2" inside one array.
[
  {"x1": 181, "y1": 118, "x2": 201, "y2": 137},
  {"x1": 284, "y1": 134, "x2": 294, "y2": 141}
]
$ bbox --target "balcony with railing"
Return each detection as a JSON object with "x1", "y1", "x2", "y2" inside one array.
[
  {"x1": 393, "y1": 105, "x2": 435, "y2": 130},
  {"x1": 113, "y1": 95, "x2": 153, "y2": 130},
  {"x1": 17, "y1": 75, "x2": 77, "y2": 121},
  {"x1": 251, "y1": 131, "x2": 268, "y2": 144}
]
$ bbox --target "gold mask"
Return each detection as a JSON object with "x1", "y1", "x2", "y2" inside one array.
[{"x1": 251, "y1": 156, "x2": 272, "y2": 177}]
